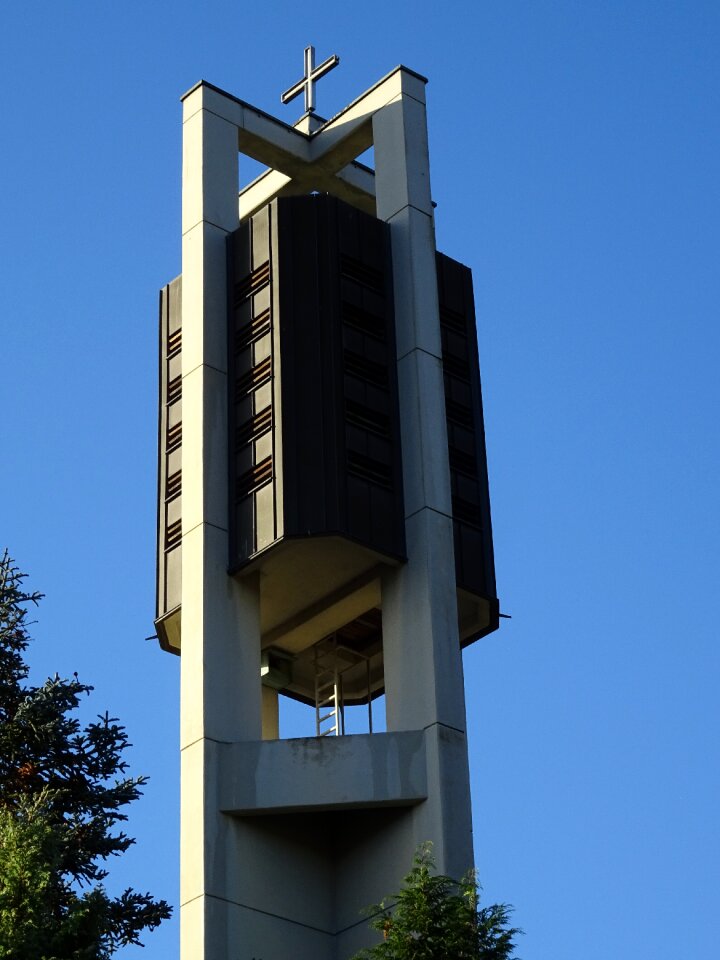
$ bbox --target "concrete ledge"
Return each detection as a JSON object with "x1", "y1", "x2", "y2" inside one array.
[{"x1": 219, "y1": 731, "x2": 427, "y2": 814}]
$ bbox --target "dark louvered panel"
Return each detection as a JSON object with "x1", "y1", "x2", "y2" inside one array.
[
  {"x1": 277, "y1": 194, "x2": 405, "y2": 560},
  {"x1": 156, "y1": 276, "x2": 182, "y2": 642},
  {"x1": 436, "y1": 252, "x2": 497, "y2": 612},
  {"x1": 227, "y1": 194, "x2": 405, "y2": 575},
  {"x1": 337, "y1": 197, "x2": 403, "y2": 555},
  {"x1": 166, "y1": 470, "x2": 182, "y2": 500},
  {"x1": 333, "y1": 202, "x2": 401, "y2": 555},
  {"x1": 228, "y1": 205, "x2": 278, "y2": 567},
  {"x1": 340, "y1": 254, "x2": 385, "y2": 293},
  {"x1": 233, "y1": 260, "x2": 270, "y2": 304}
]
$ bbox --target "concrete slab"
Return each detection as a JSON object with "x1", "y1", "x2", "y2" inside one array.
[{"x1": 220, "y1": 731, "x2": 427, "y2": 814}]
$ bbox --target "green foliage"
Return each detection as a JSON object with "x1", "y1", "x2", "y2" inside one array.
[
  {"x1": 0, "y1": 552, "x2": 171, "y2": 959},
  {"x1": 353, "y1": 844, "x2": 520, "y2": 960}
]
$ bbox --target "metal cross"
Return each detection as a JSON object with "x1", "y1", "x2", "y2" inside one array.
[{"x1": 281, "y1": 45, "x2": 340, "y2": 115}]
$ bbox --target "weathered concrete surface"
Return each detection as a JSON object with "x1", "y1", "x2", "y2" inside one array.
[{"x1": 220, "y1": 731, "x2": 427, "y2": 813}]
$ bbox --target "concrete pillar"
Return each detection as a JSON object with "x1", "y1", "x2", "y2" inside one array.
[
  {"x1": 262, "y1": 686, "x2": 280, "y2": 739},
  {"x1": 373, "y1": 79, "x2": 474, "y2": 880},
  {"x1": 180, "y1": 85, "x2": 262, "y2": 960}
]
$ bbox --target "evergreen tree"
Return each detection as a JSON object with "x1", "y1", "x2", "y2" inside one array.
[
  {"x1": 0, "y1": 551, "x2": 171, "y2": 959},
  {"x1": 353, "y1": 845, "x2": 520, "y2": 960}
]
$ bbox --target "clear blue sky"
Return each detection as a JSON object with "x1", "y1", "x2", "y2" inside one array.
[{"x1": 1, "y1": 2, "x2": 718, "y2": 957}]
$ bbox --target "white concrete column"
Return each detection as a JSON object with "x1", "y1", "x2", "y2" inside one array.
[
  {"x1": 373, "y1": 81, "x2": 468, "y2": 735},
  {"x1": 373, "y1": 78, "x2": 474, "y2": 882},
  {"x1": 180, "y1": 84, "x2": 262, "y2": 960}
]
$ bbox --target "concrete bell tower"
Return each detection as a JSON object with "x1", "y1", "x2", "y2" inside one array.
[{"x1": 155, "y1": 53, "x2": 498, "y2": 960}]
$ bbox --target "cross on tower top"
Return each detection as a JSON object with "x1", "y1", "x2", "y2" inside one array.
[{"x1": 281, "y1": 44, "x2": 340, "y2": 115}]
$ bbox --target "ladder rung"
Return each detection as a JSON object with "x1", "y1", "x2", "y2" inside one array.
[{"x1": 314, "y1": 635, "x2": 344, "y2": 738}]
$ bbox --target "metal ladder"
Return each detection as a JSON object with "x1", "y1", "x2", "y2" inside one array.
[
  {"x1": 313, "y1": 633, "x2": 373, "y2": 736},
  {"x1": 314, "y1": 634, "x2": 342, "y2": 736}
]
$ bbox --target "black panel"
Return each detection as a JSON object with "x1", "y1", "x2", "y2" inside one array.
[
  {"x1": 227, "y1": 195, "x2": 406, "y2": 573},
  {"x1": 156, "y1": 276, "x2": 182, "y2": 647},
  {"x1": 227, "y1": 205, "x2": 277, "y2": 566},
  {"x1": 437, "y1": 253, "x2": 497, "y2": 608},
  {"x1": 276, "y1": 195, "x2": 336, "y2": 537}
]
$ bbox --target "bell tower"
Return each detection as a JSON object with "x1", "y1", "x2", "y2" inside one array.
[{"x1": 156, "y1": 54, "x2": 498, "y2": 960}]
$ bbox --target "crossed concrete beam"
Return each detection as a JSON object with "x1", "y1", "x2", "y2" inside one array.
[{"x1": 181, "y1": 65, "x2": 428, "y2": 221}]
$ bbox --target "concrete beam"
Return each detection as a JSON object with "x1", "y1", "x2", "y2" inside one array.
[
  {"x1": 239, "y1": 160, "x2": 376, "y2": 221},
  {"x1": 219, "y1": 731, "x2": 427, "y2": 814},
  {"x1": 185, "y1": 72, "x2": 427, "y2": 221}
]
